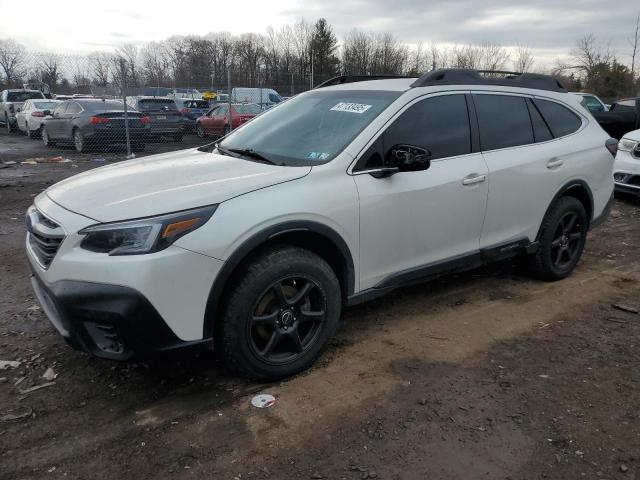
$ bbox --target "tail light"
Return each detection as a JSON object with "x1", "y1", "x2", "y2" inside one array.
[
  {"x1": 31, "y1": 111, "x2": 45, "y2": 117},
  {"x1": 605, "y1": 138, "x2": 618, "y2": 157},
  {"x1": 141, "y1": 115, "x2": 151, "y2": 125},
  {"x1": 90, "y1": 116, "x2": 110, "y2": 125}
]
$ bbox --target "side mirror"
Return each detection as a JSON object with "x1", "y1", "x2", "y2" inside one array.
[{"x1": 387, "y1": 144, "x2": 432, "y2": 172}]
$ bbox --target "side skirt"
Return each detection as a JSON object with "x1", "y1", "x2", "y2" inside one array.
[{"x1": 346, "y1": 238, "x2": 537, "y2": 307}]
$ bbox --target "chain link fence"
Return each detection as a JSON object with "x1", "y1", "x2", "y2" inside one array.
[{"x1": 0, "y1": 52, "x2": 336, "y2": 162}]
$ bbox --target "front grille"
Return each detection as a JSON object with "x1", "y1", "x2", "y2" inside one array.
[
  {"x1": 629, "y1": 175, "x2": 640, "y2": 187},
  {"x1": 26, "y1": 206, "x2": 65, "y2": 268},
  {"x1": 634, "y1": 145, "x2": 640, "y2": 159}
]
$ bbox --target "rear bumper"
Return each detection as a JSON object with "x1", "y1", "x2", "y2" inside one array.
[
  {"x1": 85, "y1": 129, "x2": 148, "y2": 144},
  {"x1": 31, "y1": 274, "x2": 210, "y2": 360},
  {"x1": 591, "y1": 193, "x2": 614, "y2": 229}
]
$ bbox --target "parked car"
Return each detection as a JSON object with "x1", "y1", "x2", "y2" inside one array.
[
  {"x1": 173, "y1": 98, "x2": 211, "y2": 132},
  {"x1": 613, "y1": 129, "x2": 640, "y2": 197},
  {"x1": 589, "y1": 97, "x2": 640, "y2": 139},
  {"x1": 195, "y1": 102, "x2": 262, "y2": 137},
  {"x1": 231, "y1": 87, "x2": 283, "y2": 109},
  {"x1": 1, "y1": 89, "x2": 46, "y2": 132},
  {"x1": 572, "y1": 92, "x2": 609, "y2": 112},
  {"x1": 41, "y1": 99, "x2": 151, "y2": 152},
  {"x1": 126, "y1": 97, "x2": 183, "y2": 141},
  {"x1": 26, "y1": 69, "x2": 615, "y2": 380},
  {"x1": 15, "y1": 99, "x2": 62, "y2": 138}
]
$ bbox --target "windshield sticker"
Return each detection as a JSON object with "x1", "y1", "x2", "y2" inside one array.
[
  {"x1": 308, "y1": 152, "x2": 331, "y2": 160},
  {"x1": 330, "y1": 102, "x2": 372, "y2": 114}
]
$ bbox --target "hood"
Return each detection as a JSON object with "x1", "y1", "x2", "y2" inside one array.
[
  {"x1": 623, "y1": 128, "x2": 640, "y2": 141},
  {"x1": 45, "y1": 148, "x2": 311, "y2": 222}
]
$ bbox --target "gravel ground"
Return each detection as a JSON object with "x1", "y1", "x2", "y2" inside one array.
[{"x1": 1, "y1": 129, "x2": 640, "y2": 479}]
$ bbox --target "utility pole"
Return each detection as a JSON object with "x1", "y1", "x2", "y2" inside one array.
[
  {"x1": 310, "y1": 45, "x2": 314, "y2": 89},
  {"x1": 227, "y1": 66, "x2": 232, "y2": 133},
  {"x1": 290, "y1": 72, "x2": 294, "y2": 96},
  {"x1": 119, "y1": 58, "x2": 134, "y2": 160}
]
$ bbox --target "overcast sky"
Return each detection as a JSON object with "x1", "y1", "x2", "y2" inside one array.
[{"x1": 1, "y1": 0, "x2": 638, "y2": 68}]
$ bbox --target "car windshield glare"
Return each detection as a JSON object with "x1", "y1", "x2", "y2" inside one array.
[
  {"x1": 219, "y1": 90, "x2": 400, "y2": 166},
  {"x1": 7, "y1": 91, "x2": 43, "y2": 102}
]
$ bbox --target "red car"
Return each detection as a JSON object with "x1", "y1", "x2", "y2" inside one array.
[{"x1": 196, "y1": 103, "x2": 262, "y2": 138}]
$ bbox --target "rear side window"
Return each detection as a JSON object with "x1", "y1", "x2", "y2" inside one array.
[
  {"x1": 532, "y1": 99, "x2": 582, "y2": 138},
  {"x1": 66, "y1": 102, "x2": 81, "y2": 114},
  {"x1": 526, "y1": 99, "x2": 553, "y2": 143},
  {"x1": 384, "y1": 94, "x2": 471, "y2": 160},
  {"x1": 474, "y1": 95, "x2": 534, "y2": 151}
]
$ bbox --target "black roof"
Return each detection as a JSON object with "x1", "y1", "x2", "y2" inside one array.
[{"x1": 410, "y1": 69, "x2": 566, "y2": 92}]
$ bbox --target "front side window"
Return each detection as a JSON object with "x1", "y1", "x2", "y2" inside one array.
[
  {"x1": 219, "y1": 90, "x2": 400, "y2": 166},
  {"x1": 385, "y1": 94, "x2": 471, "y2": 159},
  {"x1": 532, "y1": 99, "x2": 582, "y2": 138}
]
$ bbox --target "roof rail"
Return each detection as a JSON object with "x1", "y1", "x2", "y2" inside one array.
[
  {"x1": 314, "y1": 74, "x2": 414, "y2": 89},
  {"x1": 410, "y1": 69, "x2": 566, "y2": 92}
]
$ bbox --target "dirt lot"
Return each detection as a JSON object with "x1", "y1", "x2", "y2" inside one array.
[{"x1": 1, "y1": 130, "x2": 640, "y2": 479}]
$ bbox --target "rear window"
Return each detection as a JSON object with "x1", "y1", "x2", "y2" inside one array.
[
  {"x1": 184, "y1": 100, "x2": 209, "y2": 108},
  {"x1": 474, "y1": 94, "x2": 534, "y2": 151},
  {"x1": 7, "y1": 91, "x2": 44, "y2": 102},
  {"x1": 234, "y1": 104, "x2": 262, "y2": 114},
  {"x1": 532, "y1": 99, "x2": 582, "y2": 137},
  {"x1": 82, "y1": 100, "x2": 126, "y2": 112},
  {"x1": 137, "y1": 99, "x2": 178, "y2": 111},
  {"x1": 611, "y1": 100, "x2": 636, "y2": 113},
  {"x1": 33, "y1": 101, "x2": 59, "y2": 110}
]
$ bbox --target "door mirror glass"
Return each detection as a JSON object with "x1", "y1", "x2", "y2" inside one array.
[{"x1": 386, "y1": 144, "x2": 431, "y2": 172}]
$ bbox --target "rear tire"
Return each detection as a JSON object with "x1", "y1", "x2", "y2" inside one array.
[
  {"x1": 42, "y1": 127, "x2": 55, "y2": 146},
  {"x1": 196, "y1": 123, "x2": 206, "y2": 138},
  {"x1": 531, "y1": 196, "x2": 588, "y2": 281},
  {"x1": 218, "y1": 246, "x2": 342, "y2": 380}
]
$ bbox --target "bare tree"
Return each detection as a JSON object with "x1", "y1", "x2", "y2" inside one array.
[
  {"x1": 570, "y1": 34, "x2": 614, "y2": 77},
  {"x1": 140, "y1": 42, "x2": 170, "y2": 88},
  {"x1": 341, "y1": 30, "x2": 375, "y2": 75},
  {"x1": 87, "y1": 52, "x2": 112, "y2": 87},
  {"x1": 512, "y1": 44, "x2": 535, "y2": 72},
  {"x1": 35, "y1": 53, "x2": 61, "y2": 88},
  {"x1": 115, "y1": 43, "x2": 140, "y2": 86},
  {"x1": 370, "y1": 33, "x2": 408, "y2": 74},
  {"x1": 0, "y1": 39, "x2": 27, "y2": 86}
]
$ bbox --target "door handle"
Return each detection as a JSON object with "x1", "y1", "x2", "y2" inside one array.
[
  {"x1": 462, "y1": 174, "x2": 487, "y2": 186},
  {"x1": 546, "y1": 158, "x2": 564, "y2": 169}
]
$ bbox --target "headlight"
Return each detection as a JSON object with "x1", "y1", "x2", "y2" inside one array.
[
  {"x1": 79, "y1": 205, "x2": 217, "y2": 255},
  {"x1": 618, "y1": 138, "x2": 639, "y2": 152}
]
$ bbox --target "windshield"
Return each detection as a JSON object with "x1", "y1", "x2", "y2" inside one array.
[
  {"x1": 7, "y1": 91, "x2": 44, "y2": 102},
  {"x1": 220, "y1": 90, "x2": 400, "y2": 166},
  {"x1": 234, "y1": 104, "x2": 262, "y2": 114}
]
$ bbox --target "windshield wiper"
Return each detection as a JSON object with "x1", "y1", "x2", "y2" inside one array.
[
  {"x1": 227, "y1": 147, "x2": 276, "y2": 165},
  {"x1": 214, "y1": 143, "x2": 237, "y2": 157}
]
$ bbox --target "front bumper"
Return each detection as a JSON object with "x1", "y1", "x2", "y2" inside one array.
[
  {"x1": 613, "y1": 150, "x2": 640, "y2": 196},
  {"x1": 31, "y1": 275, "x2": 209, "y2": 360}
]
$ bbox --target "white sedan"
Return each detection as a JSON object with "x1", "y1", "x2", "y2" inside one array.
[
  {"x1": 15, "y1": 99, "x2": 61, "y2": 138},
  {"x1": 613, "y1": 129, "x2": 640, "y2": 197}
]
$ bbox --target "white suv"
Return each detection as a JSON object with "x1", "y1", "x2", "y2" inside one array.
[
  {"x1": 26, "y1": 69, "x2": 616, "y2": 380},
  {"x1": 613, "y1": 129, "x2": 640, "y2": 196}
]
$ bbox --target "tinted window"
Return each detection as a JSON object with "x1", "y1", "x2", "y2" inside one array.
[
  {"x1": 7, "y1": 91, "x2": 44, "y2": 102},
  {"x1": 474, "y1": 95, "x2": 533, "y2": 151},
  {"x1": 82, "y1": 100, "x2": 125, "y2": 112},
  {"x1": 383, "y1": 94, "x2": 471, "y2": 161},
  {"x1": 136, "y1": 99, "x2": 178, "y2": 111},
  {"x1": 526, "y1": 99, "x2": 553, "y2": 142},
  {"x1": 533, "y1": 99, "x2": 582, "y2": 138}
]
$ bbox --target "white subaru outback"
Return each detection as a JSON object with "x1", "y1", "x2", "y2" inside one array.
[{"x1": 26, "y1": 69, "x2": 616, "y2": 380}]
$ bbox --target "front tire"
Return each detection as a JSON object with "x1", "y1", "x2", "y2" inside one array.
[
  {"x1": 531, "y1": 196, "x2": 588, "y2": 280},
  {"x1": 196, "y1": 123, "x2": 206, "y2": 138},
  {"x1": 218, "y1": 246, "x2": 342, "y2": 380},
  {"x1": 73, "y1": 128, "x2": 88, "y2": 153}
]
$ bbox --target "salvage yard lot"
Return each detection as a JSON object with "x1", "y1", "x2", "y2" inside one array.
[{"x1": 1, "y1": 130, "x2": 640, "y2": 479}]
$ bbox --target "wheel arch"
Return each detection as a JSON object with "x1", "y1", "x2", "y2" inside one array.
[
  {"x1": 203, "y1": 221, "x2": 356, "y2": 339},
  {"x1": 536, "y1": 180, "x2": 594, "y2": 241}
]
